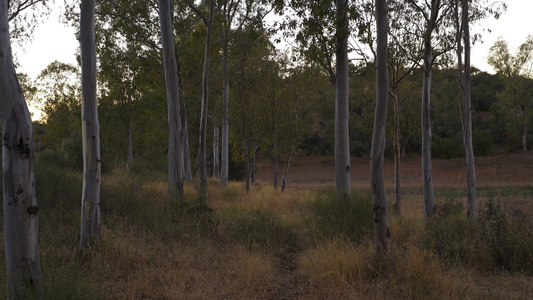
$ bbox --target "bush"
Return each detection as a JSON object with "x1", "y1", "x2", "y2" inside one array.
[
  {"x1": 432, "y1": 136, "x2": 462, "y2": 159},
  {"x1": 307, "y1": 188, "x2": 374, "y2": 244},
  {"x1": 422, "y1": 198, "x2": 477, "y2": 265},
  {"x1": 221, "y1": 207, "x2": 292, "y2": 249},
  {"x1": 473, "y1": 129, "x2": 494, "y2": 156}
]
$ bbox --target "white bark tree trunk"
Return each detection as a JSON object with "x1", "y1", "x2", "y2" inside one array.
[
  {"x1": 371, "y1": 0, "x2": 391, "y2": 255},
  {"x1": 421, "y1": 3, "x2": 437, "y2": 221},
  {"x1": 335, "y1": 0, "x2": 351, "y2": 205},
  {"x1": 0, "y1": 1, "x2": 44, "y2": 296},
  {"x1": 158, "y1": 0, "x2": 183, "y2": 201},
  {"x1": 456, "y1": 0, "x2": 477, "y2": 220},
  {"x1": 392, "y1": 89, "x2": 402, "y2": 214},
  {"x1": 80, "y1": 0, "x2": 101, "y2": 249},
  {"x1": 220, "y1": 37, "x2": 229, "y2": 186},
  {"x1": 197, "y1": 0, "x2": 214, "y2": 202}
]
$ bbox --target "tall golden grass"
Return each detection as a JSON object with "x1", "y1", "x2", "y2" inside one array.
[{"x1": 0, "y1": 160, "x2": 531, "y2": 299}]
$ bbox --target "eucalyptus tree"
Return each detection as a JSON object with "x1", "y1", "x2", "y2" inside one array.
[
  {"x1": 185, "y1": 0, "x2": 215, "y2": 201},
  {"x1": 454, "y1": 0, "x2": 476, "y2": 220},
  {"x1": 405, "y1": 0, "x2": 456, "y2": 220},
  {"x1": 8, "y1": 0, "x2": 52, "y2": 43},
  {"x1": 158, "y1": 0, "x2": 184, "y2": 201},
  {"x1": 488, "y1": 36, "x2": 533, "y2": 153},
  {"x1": 371, "y1": 0, "x2": 390, "y2": 254},
  {"x1": 277, "y1": 0, "x2": 373, "y2": 202},
  {"x1": 386, "y1": 0, "x2": 424, "y2": 214},
  {"x1": 0, "y1": 0, "x2": 44, "y2": 297},
  {"x1": 219, "y1": 0, "x2": 248, "y2": 187},
  {"x1": 79, "y1": 0, "x2": 101, "y2": 249}
]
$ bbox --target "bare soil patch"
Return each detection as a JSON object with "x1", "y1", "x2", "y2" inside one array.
[{"x1": 256, "y1": 152, "x2": 533, "y2": 189}]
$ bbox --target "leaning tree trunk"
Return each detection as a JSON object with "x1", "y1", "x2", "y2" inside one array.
[
  {"x1": 80, "y1": 0, "x2": 102, "y2": 249},
  {"x1": 335, "y1": 0, "x2": 351, "y2": 206},
  {"x1": 0, "y1": 1, "x2": 44, "y2": 297},
  {"x1": 459, "y1": 0, "x2": 476, "y2": 220},
  {"x1": 158, "y1": 0, "x2": 183, "y2": 201},
  {"x1": 371, "y1": 0, "x2": 391, "y2": 255}
]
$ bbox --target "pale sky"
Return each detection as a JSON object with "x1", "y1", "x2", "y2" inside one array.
[{"x1": 12, "y1": 0, "x2": 533, "y2": 81}]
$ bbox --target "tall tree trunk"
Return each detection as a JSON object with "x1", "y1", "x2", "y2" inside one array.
[
  {"x1": 213, "y1": 126, "x2": 220, "y2": 178},
  {"x1": 372, "y1": 0, "x2": 391, "y2": 255},
  {"x1": 0, "y1": 1, "x2": 44, "y2": 296},
  {"x1": 126, "y1": 94, "x2": 133, "y2": 173},
  {"x1": 198, "y1": 0, "x2": 214, "y2": 202},
  {"x1": 158, "y1": 0, "x2": 183, "y2": 201},
  {"x1": 80, "y1": 0, "x2": 101, "y2": 249},
  {"x1": 457, "y1": 0, "x2": 476, "y2": 220},
  {"x1": 335, "y1": 0, "x2": 351, "y2": 205},
  {"x1": 220, "y1": 37, "x2": 230, "y2": 186},
  {"x1": 392, "y1": 88, "x2": 402, "y2": 214},
  {"x1": 421, "y1": 9, "x2": 436, "y2": 221}
]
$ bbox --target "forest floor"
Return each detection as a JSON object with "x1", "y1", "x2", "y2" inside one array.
[{"x1": 2, "y1": 152, "x2": 532, "y2": 299}]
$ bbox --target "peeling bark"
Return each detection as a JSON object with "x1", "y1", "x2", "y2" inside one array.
[
  {"x1": 372, "y1": 0, "x2": 391, "y2": 254},
  {"x1": 80, "y1": 0, "x2": 101, "y2": 249},
  {"x1": 0, "y1": 0, "x2": 44, "y2": 297}
]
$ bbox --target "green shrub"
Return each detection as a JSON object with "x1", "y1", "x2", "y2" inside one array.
[
  {"x1": 221, "y1": 207, "x2": 292, "y2": 249},
  {"x1": 432, "y1": 136, "x2": 462, "y2": 159},
  {"x1": 307, "y1": 188, "x2": 374, "y2": 244},
  {"x1": 422, "y1": 198, "x2": 477, "y2": 265},
  {"x1": 473, "y1": 129, "x2": 494, "y2": 156}
]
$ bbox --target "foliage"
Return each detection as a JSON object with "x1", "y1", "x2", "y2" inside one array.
[
  {"x1": 307, "y1": 188, "x2": 374, "y2": 244},
  {"x1": 422, "y1": 197, "x2": 533, "y2": 273}
]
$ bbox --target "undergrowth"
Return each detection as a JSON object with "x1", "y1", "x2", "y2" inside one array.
[{"x1": 0, "y1": 160, "x2": 531, "y2": 299}]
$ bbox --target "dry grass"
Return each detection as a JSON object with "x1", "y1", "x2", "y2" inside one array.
[{"x1": 0, "y1": 155, "x2": 532, "y2": 299}]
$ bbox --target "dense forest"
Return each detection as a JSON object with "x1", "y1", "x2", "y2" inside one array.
[{"x1": 1, "y1": 0, "x2": 533, "y2": 298}]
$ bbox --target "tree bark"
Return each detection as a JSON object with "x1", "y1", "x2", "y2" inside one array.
[
  {"x1": 213, "y1": 126, "x2": 220, "y2": 178},
  {"x1": 158, "y1": 0, "x2": 183, "y2": 201},
  {"x1": 197, "y1": 0, "x2": 214, "y2": 202},
  {"x1": 457, "y1": 0, "x2": 477, "y2": 220},
  {"x1": 126, "y1": 94, "x2": 133, "y2": 173},
  {"x1": 372, "y1": 0, "x2": 391, "y2": 255},
  {"x1": 220, "y1": 37, "x2": 230, "y2": 186},
  {"x1": 335, "y1": 0, "x2": 351, "y2": 206},
  {"x1": 392, "y1": 88, "x2": 402, "y2": 214},
  {"x1": 421, "y1": 2, "x2": 437, "y2": 221},
  {"x1": 180, "y1": 94, "x2": 192, "y2": 181},
  {"x1": 0, "y1": 0, "x2": 44, "y2": 296},
  {"x1": 80, "y1": 0, "x2": 101, "y2": 249}
]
